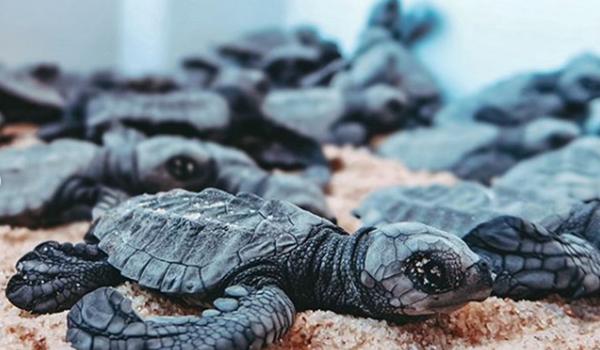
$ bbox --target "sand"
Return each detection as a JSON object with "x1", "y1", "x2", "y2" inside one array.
[{"x1": 1, "y1": 131, "x2": 599, "y2": 349}]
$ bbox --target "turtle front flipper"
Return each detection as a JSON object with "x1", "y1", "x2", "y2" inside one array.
[
  {"x1": 464, "y1": 215, "x2": 600, "y2": 299},
  {"x1": 6, "y1": 241, "x2": 123, "y2": 314},
  {"x1": 67, "y1": 285, "x2": 296, "y2": 350}
]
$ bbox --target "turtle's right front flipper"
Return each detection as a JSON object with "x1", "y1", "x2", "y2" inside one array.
[
  {"x1": 67, "y1": 285, "x2": 295, "y2": 350},
  {"x1": 464, "y1": 215, "x2": 600, "y2": 300},
  {"x1": 6, "y1": 241, "x2": 123, "y2": 314}
]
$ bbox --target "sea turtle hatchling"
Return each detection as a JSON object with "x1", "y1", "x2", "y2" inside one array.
[
  {"x1": 6, "y1": 188, "x2": 493, "y2": 349},
  {"x1": 262, "y1": 84, "x2": 407, "y2": 145},
  {"x1": 354, "y1": 182, "x2": 600, "y2": 299},
  {"x1": 43, "y1": 90, "x2": 332, "y2": 188},
  {"x1": 0, "y1": 131, "x2": 331, "y2": 227},
  {"x1": 377, "y1": 118, "x2": 580, "y2": 184}
]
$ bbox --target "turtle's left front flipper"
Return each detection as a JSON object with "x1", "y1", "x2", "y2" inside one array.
[
  {"x1": 464, "y1": 215, "x2": 600, "y2": 300},
  {"x1": 6, "y1": 241, "x2": 123, "y2": 314},
  {"x1": 67, "y1": 285, "x2": 296, "y2": 350}
]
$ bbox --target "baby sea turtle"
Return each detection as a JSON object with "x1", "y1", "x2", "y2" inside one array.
[
  {"x1": 435, "y1": 53, "x2": 600, "y2": 127},
  {"x1": 494, "y1": 137, "x2": 600, "y2": 201},
  {"x1": 40, "y1": 90, "x2": 331, "y2": 187},
  {"x1": 333, "y1": 33, "x2": 441, "y2": 126},
  {"x1": 262, "y1": 85, "x2": 407, "y2": 145},
  {"x1": 366, "y1": 0, "x2": 440, "y2": 46},
  {"x1": 6, "y1": 188, "x2": 493, "y2": 350},
  {"x1": 354, "y1": 182, "x2": 600, "y2": 299},
  {"x1": 377, "y1": 118, "x2": 580, "y2": 183},
  {"x1": 0, "y1": 131, "x2": 331, "y2": 227},
  {"x1": 0, "y1": 68, "x2": 65, "y2": 123}
]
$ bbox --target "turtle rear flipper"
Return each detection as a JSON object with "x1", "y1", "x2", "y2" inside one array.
[
  {"x1": 67, "y1": 285, "x2": 295, "y2": 350},
  {"x1": 464, "y1": 215, "x2": 600, "y2": 300},
  {"x1": 6, "y1": 241, "x2": 122, "y2": 314}
]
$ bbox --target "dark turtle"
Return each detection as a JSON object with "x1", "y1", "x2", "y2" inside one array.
[
  {"x1": 366, "y1": 0, "x2": 440, "y2": 46},
  {"x1": 494, "y1": 137, "x2": 600, "y2": 201},
  {"x1": 0, "y1": 68, "x2": 65, "y2": 123},
  {"x1": 261, "y1": 44, "x2": 321, "y2": 88},
  {"x1": 557, "y1": 53, "x2": 600, "y2": 106},
  {"x1": 262, "y1": 84, "x2": 407, "y2": 145},
  {"x1": 0, "y1": 131, "x2": 331, "y2": 227},
  {"x1": 6, "y1": 188, "x2": 492, "y2": 350},
  {"x1": 378, "y1": 118, "x2": 580, "y2": 183},
  {"x1": 436, "y1": 53, "x2": 600, "y2": 127},
  {"x1": 354, "y1": 181, "x2": 600, "y2": 299},
  {"x1": 40, "y1": 89, "x2": 331, "y2": 188},
  {"x1": 333, "y1": 35, "x2": 441, "y2": 126},
  {"x1": 435, "y1": 73, "x2": 565, "y2": 127}
]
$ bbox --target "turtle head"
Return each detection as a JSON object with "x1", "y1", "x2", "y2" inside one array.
[
  {"x1": 354, "y1": 84, "x2": 408, "y2": 130},
  {"x1": 357, "y1": 222, "x2": 492, "y2": 317},
  {"x1": 134, "y1": 136, "x2": 217, "y2": 193},
  {"x1": 559, "y1": 53, "x2": 600, "y2": 105}
]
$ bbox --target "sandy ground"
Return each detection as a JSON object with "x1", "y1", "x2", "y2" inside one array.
[{"x1": 1, "y1": 128, "x2": 600, "y2": 349}]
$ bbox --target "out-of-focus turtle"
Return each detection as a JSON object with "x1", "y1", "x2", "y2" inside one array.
[
  {"x1": 378, "y1": 118, "x2": 580, "y2": 183},
  {"x1": 366, "y1": 0, "x2": 440, "y2": 46},
  {"x1": 435, "y1": 73, "x2": 565, "y2": 126},
  {"x1": 0, "y1": 131, "x2": 332, "y2": 227},
  {"x1": 333, "y1": 35, "x2": 441, "y2": 126},
  {"x1": 436, "y1": 53, "x2": 600, "y2": 127},
  {"x1": 0, "y1": 68, "x2": 65, "y2": 123},
  {"x1": 38, "y1": 90, "x2": 332, "y2": 188},
  {"x1": 6, "y1": 188, "x2": 492, "y2": 350},
  {"x1": 494, "y1": 137, "x2": 600, "y2": 201},
  {"x1": 557, "y1": 53, "x2": 600, "y2": 106},
  {"x1": 262, "y1": 84, "x2": 407, "y2": 145},
  {"x1": 354, "y1": 182, "x2": 600, "y2": 299}
]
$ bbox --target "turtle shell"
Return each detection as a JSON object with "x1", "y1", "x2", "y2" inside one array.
[
  {"x1": 262, "y1": 88, "x2": 345, "y2": 141},
  {"x1": 0, "y1": 139, "x2": 100, "y2": 225},
  {"x1": 0, "y1": 69, "x2": 65, "y2": 122},
  {"x1": 377, "y1": 123, "x2": 498, "y2": 171},
  {"x1": 435, "y1": 73, "x2": 564, "y2": 127},
  {"x1": 85, "y1": 91, "x2": 231, "y2": 140},
  {"x1": 92, "y1": 188, "x2": 332, "y2": 296},
  {"x1": 495, "y1": 137, "x2": 600, "y2": 203},
  {"x1": 354, "y1": 182, "x2": 560, "y2": 236}
]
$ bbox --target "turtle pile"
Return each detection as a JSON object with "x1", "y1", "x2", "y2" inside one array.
[{"x1": 1, "y1": 1, "x2": 600, "y2": 349}]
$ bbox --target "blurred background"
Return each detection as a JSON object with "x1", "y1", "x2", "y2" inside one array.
[{"x1": 1, "y1": 0, "x2": 600, "y2": 98}]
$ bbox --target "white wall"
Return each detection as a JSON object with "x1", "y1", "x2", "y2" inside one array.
[
  {"x1": 0, "y1": 0, "x2": 121, "y2": 71},
  {"x1": 1, "y1": 0, "x2": 600, "y2": 100},
  {"x1": 413, "y1": 0, "x2": 600, "y2": 98}
]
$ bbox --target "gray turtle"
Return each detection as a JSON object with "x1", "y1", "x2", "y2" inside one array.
[
  {"x1": 6, "y1": 188, "x2": 492, "y2": 350},
  {"x1": 557, "y1": 53, "x2": 600, "y2": 106},
  {"x1": 435, "y1": 53, "x2": 600, "y2": 127},
  {"x1": 354, "y1": 182, "x2": 600, "y2": 299},
  {"x1": 0, "y1": 68, "x2": 65, "y2": 123},
  {"x1": 366, "y1": 0, "x2": 440, "y2": 46},
  {"x1": 261, "y1": 44, "x2": 321, "y2": 88},
  {"x1": 378, "y1": 118, "x2": 580, "y2": 183},
  {"x1": 333, "y1": 34, "x2": 441, "y2": 126},
  {"x1": 262, "y1": 84, "x2": 407, "y2": 145},
  {"x1": 41, "y1": 90, "x2": 332, "y2": 188},
  {"x1": 0, "y1": 131, "x2": 332, "y2": 227},
  {"x1": 494, "y1": 137, "x2": 600, "y2": 201}
]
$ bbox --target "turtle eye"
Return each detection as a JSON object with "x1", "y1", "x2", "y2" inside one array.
[
  {"x1": 166, "y1": 155, "x2": 199, "y2": 181},
  {"x1": 404, "y1": 251, "x2": 463, "y2": 294},
  {"x1": 579, "y1": 76, "x2": 600, "y2": 93}
]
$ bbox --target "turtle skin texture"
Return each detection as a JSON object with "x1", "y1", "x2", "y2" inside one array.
[
  {"x1": 7, "y1": 188, "x2": 492, "y2": 350},
  {"x1": 354, "y1": 182, "x2": 600, "y2": 300}
]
